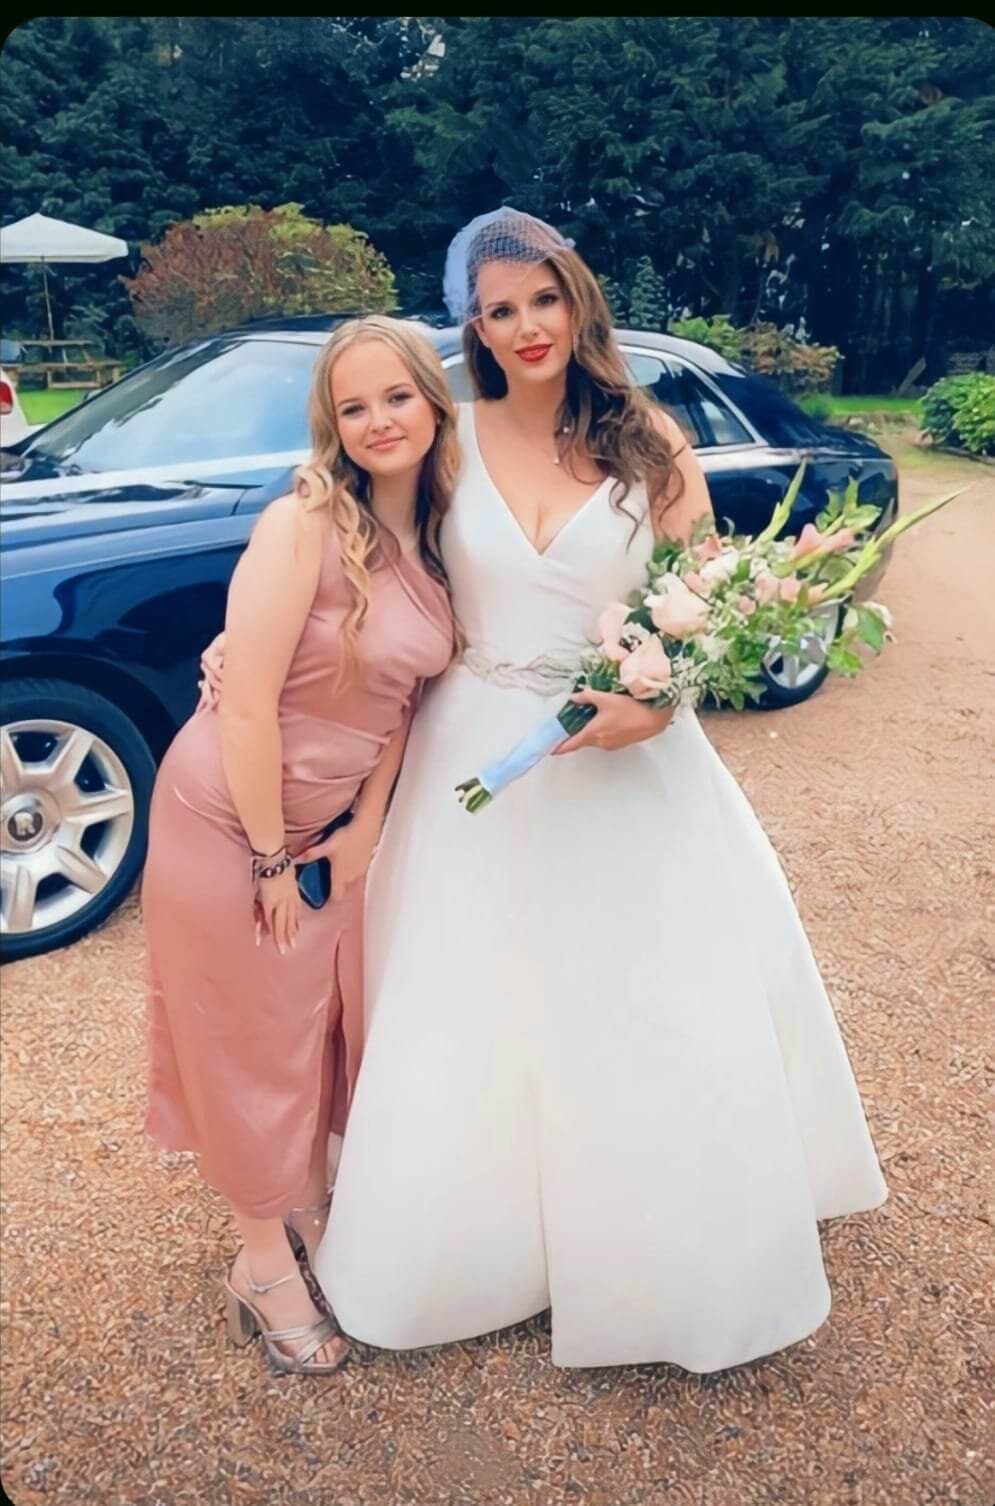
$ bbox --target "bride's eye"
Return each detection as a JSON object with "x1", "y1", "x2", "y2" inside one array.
[
  {"x1": 488, "y1": 306, "x2": 511, "y2": 320},
  {"x1": 536, "y1": 292, "x2": 559, "y2": 307}
]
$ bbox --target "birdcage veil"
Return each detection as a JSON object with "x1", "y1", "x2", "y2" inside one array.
[{"x1": 442, "y1": 207, "x2": 576, "y2": 324}]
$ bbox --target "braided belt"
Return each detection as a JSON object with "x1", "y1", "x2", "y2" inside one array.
[{"x1": 461, "y1": 646, "x2": 576, "y2": 697}]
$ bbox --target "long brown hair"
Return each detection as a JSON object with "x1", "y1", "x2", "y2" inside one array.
[
  {"x1": 294, "y1": 316, "x2": 459, "y2": 681},
  {"x1": 463, "y1": 242, "x2": 684, "y2": 532}
]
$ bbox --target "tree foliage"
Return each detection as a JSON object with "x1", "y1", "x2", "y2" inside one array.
[{"x1": 1, "y1": 16, "x2": 992, "y2": 389}]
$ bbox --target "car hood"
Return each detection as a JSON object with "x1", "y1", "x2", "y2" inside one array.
[
  {"x1": 0, "y1": 478, "x2": 244, "y2": 551},
  {"x1": 0, "y1": 443, "x2": 305, "y2": 496}
]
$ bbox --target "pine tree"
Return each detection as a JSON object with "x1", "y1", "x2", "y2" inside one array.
[{"x1": 627, "y1": 257, "x2": 669, "y2": 331}]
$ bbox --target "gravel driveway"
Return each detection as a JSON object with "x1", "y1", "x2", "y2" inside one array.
[{"x1": 2, "y1": 440, "x2": 992, "y2": 1506}]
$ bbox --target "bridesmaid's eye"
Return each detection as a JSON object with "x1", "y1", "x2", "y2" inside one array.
[
  {"x1": 389, "y1": 391, "x2": 414, "y2": 405},
  {"x1": 536, "y1": 292, "x2": 559, "y2": 307}
]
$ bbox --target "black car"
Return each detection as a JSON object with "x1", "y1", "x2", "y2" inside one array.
[{"x1": 0, "y1": 318, "x2": 898, "y2": 960}]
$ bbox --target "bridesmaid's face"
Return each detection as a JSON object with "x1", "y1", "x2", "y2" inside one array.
[
  {"x1": 473, "y1": 260, "x2": 573, "y2": 387},
  {"x1": 331, "y1": 341, "x2": 437, "y2": 477}
]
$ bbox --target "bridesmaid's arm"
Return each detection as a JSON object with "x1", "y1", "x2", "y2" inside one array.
[{"x1": 219, "y1": 495, "x2": 323, "y2": 855}]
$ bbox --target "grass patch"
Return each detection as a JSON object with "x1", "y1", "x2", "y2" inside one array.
[
  {"x1": 19, "y1": 388, "x2": 88, "y2": 424},
  {"x1": 799, "y1": 393, "x2": 923, "y2": 421}
]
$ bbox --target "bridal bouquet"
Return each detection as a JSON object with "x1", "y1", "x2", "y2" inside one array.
[{"x1": 455, "y1": 467, "x2": 964, "y2": 813}]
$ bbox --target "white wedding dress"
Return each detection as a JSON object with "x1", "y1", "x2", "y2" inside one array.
[{"x1": 315, "y1": 403, "x2": 887, "y2": 1371}]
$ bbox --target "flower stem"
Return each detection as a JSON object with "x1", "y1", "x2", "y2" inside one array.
[{"x1": 557, "y1": 701, "x2": 598, "y2": 738}]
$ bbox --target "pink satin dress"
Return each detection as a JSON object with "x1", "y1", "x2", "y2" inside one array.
[{"x1": 143, "y1": 521, "x2": 453, "y2": 1218}]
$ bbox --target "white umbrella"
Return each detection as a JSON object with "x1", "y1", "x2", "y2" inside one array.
[{"x1": 0, "y1": 212, "x2": 128, "y2": 340}]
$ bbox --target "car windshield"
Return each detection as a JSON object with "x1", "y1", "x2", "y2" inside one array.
[{"x1": 23, "y1": 337, "x2": 322, "y2": 473}]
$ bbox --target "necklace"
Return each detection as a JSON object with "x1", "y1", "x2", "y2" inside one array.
[{"x1": 503, "y1": 420, "x2": 573, "y2": 467}]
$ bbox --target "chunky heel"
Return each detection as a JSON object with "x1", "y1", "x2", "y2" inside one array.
[
  {"x1": 224, "y1": 1282, "x2": 258, "y2": 1347},
  {"x1": 223, "y1": 1260, "x2": 349, "y2": 1375}
]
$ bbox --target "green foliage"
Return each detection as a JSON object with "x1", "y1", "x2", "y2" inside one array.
[
  {"x1": 2, "y1": 15, "x2": 993, "y2": 388},
  {"x1": 598, "y1": 275, "x2": 629, "y2": 324},
  {"x1": 668, "y1": 315, "x2": 742, "y2": 361},
  {"x1": 737, "y1": 323, "x2": 840, "y2": 394},
  {"x1": 921, "y1": 373, "x2": 995, "y2": 455},
  {"x1": 626, "y1": 257, "x2": 669, "y2": 332},
  {"x1": 124, "y1": 204, "x2": 396, "y2": 343}
]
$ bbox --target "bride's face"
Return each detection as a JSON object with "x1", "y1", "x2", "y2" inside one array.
[{"x1": 473, "y1": 260, "x2": 573, "y2": 387}]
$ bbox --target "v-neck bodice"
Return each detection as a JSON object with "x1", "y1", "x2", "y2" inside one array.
[
  {"x1": 466, "y1": 401, "x2": 613, "y2": 559},
  {"x1": 443, "y1": 403, "x2": 653, "y2": 668}
]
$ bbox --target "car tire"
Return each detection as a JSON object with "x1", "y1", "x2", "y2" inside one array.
[
  {"x1": 758, "y1": 603, "x2": 843, "y2": 710},
  {"x1": 0, "y1": 678, "x2": 156, "y2": 962}
]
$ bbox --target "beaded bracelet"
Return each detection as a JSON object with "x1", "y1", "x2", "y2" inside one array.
[{"x1": 251, "y1": 847, "x2": 292, "y2": 883}]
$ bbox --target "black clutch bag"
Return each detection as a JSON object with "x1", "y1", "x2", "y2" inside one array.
[{"x1": 295, "y1": 809, "x2": 354, "y2": 910}]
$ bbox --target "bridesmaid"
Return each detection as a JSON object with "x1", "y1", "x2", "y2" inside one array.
[{"x1": 143, "y1": 316, "x2": 456, "y2": 1375}]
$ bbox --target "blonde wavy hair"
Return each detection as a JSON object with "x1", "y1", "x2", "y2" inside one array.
[
  {"x1": 294, "y1": 316, "x2": 459, "y2": 683},
  {"x1": 463, "y1": 241, "x2": 684, "y2": 534}
]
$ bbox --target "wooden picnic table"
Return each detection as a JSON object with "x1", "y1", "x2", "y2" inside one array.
[
  {"x1": 17, "y1": 340, "x2": 123, "y2": 389},
  {"x1": 25, "y1": 359, "x2": 124, "y2": 390}
]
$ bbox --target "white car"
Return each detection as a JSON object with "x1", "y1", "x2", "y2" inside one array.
[{"x1": 0, "y1": 365, "x2": 36, "y2": 447}]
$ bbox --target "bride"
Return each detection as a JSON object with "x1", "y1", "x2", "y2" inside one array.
[{"x1": 207, "y1": 210, "x2": 887, "y2": 1371}]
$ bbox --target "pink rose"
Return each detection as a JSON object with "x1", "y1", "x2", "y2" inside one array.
[
  {"x1": 681, "y1": 569, "x2": 710, "y2": 596},
  {"x1": 618, "y1": 637, "x2": 673, "y2": 700},
  {"x1": 778, "y1": 575, "x2": 802, "y2": 603},
  {"x1": 737, "y1": 595, "x2": 757, "y2": 617},
  {"x1": 646, "y1": 574, "x2": 711, "y2": 639},
  {"x1": 692, "y1": 534, "x2": 723, "y2": 563},
  {"x1": 754, "y1": 570, "x2": 780, "y2": 605},
  {"x1": 597, "y1": 601, "x2": 633, "y2": 662}
]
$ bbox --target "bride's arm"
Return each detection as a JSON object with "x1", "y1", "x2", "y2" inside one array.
[{"x1": 648, "y1": 408, "x2": 715, "y2": 545}]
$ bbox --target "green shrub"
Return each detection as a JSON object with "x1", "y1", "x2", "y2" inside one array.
[
  {"x1": 124, "y1": 203, "x2": 397, "y2": 344},
  {"x1": 922, "y1": 373, "x2": 995, "y2": 456},
  {"x1": 666, "y1": 315, "x2": 837, "y2": 393},
  {"x1": 736, "y1": 322, "x2": 839, "y2": 395},
  {"x1": 668, "y1": 315, "x2": 742, "y2": 361}
]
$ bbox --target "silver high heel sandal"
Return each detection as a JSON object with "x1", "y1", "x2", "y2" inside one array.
[{"x1": 223, "y1": 1264, "x2": 349, "y2": 1376}]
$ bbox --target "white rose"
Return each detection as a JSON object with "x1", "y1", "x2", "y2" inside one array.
[
  {"x1": 699, "y1": 633, "x2": 728, "y2": 662},
  {"x1": 700, "y1": 548, "x2": 740, "y2": 587}
]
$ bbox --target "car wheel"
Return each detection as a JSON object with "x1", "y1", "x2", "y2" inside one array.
[
  {"x1": 0, "y1": 678, "x2": 155, "y2": 962},
  {"x1": 758, "y1": 603, "x2": 843, "y2": 709}
]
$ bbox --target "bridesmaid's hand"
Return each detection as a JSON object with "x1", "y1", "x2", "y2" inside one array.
[
  {"x1": 197, "y1": 632, "x2": 227, "y2": 710},
  {"x1": 551, "y1": 689, "x2": 675, "y2": 755},
  {"x1": 256, "y1": 866, "x2": 301, "y2": 955},
  {"x1": 297, "y1": 814, "x2": 380, "y2": 904}
]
